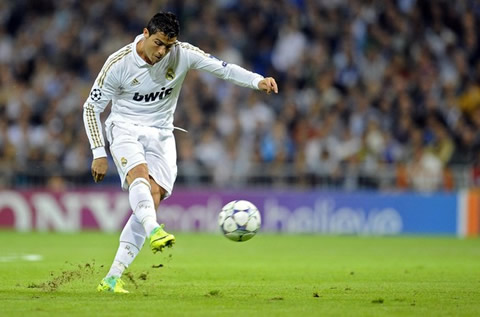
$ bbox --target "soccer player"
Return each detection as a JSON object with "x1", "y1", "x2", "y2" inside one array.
[{"x1": 83, "y1": 12, "x2": 278, "y2": 293}]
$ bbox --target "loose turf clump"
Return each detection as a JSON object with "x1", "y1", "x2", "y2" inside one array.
[
  {"x1": 124, "y1": 271, "x2": 139, "y2": 289},
  {"x1": 205, "y1": 289, "x2": 221, "y2": 297},
  {"x1": 138, "y1": 272, "x2": 148, "y2": 280},
  {"x1": 27, "y1": 261, "x2": 98, "y2": 292}
]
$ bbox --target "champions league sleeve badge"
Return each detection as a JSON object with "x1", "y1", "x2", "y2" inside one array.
[{"x1": 90, "y1": 88, "x2": 102, "y2": 101}]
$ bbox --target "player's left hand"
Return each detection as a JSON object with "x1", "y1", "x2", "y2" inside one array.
[
  {"x1": 91, "y1": 157, "x2": 108, "y2": 183},
  {"x1": 258, "y1": 77, "x2": 278, "y2": 94}
]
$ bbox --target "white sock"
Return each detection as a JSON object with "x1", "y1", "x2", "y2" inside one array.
[
  {"x1": 128, "y1": 177, "x2": 159, "y2": 235},
  {"x1": 106, "y1": 215, "x2": 146, "y2": 278},
  {"x1": 106, "y1": 260, "x2": 126, "y2": 278}
]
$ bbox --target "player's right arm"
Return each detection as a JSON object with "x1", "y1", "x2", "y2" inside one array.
[{"x1": 82, "y1": 51, "x2": 124, "y2": 183}]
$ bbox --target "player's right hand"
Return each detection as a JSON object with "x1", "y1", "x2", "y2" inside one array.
[{"x1": 91, "y1": 157, "x2": 108, "y2": 183}]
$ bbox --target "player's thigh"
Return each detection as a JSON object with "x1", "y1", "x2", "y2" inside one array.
[
  {"x1": 145, "y1": 130, "x2": 177, "y2": 200},
  {"x1": 108, "y1": 124, "x2": 147, "y2": 190}
]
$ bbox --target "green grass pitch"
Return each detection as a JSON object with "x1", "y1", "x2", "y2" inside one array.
[{"x1": 0, "y1": 231, "x2": 479, "y2": 316}]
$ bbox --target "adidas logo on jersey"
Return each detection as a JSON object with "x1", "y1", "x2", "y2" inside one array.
[
  {"x1": 130, "y1": 78, "x2": 140, "y2": 86},
  {"x1": 133, "y1": 87, "x2": 173, "y2": 102}
]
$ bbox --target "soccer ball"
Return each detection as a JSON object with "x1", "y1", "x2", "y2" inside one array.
[{"x1": 218, "y1": 200, "x2": 261, "y2": 242}]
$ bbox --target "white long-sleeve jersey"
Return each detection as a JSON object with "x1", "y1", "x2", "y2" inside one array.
[{"x1": 83, "y1": 34, "x2": 264, "y2": 159}]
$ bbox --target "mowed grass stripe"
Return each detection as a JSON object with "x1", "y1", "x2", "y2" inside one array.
[{"x1": 0, "y1": 232, "x2": 479, "y2": 317}]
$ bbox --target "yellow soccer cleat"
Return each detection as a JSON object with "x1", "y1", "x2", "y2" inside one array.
[
  {"x1": 149, "y1": 224, "x2": 175, "y2": 254},
  {"x1": 97, "y1": 276, "x2": 129, "y2": 294}
]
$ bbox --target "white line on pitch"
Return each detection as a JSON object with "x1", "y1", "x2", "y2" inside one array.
[{"x1": 0, "y1": 254, "x2": 43, "y2": 262}]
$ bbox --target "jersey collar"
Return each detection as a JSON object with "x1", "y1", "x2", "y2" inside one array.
[{"x1": 133, "y1": 34, "x2": 151, "y2": 68}]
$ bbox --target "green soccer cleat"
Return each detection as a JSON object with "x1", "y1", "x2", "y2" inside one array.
[
  {"x1": 149, "y1": 224, "x2": 175, "y2": 254},
  {"x1": 97, "y1": 276, "x2": 129, "y2": 294}
]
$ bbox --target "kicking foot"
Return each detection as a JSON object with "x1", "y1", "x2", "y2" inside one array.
[{"x1": 149, "y1": 224, "x2": 175, "y2": 254}]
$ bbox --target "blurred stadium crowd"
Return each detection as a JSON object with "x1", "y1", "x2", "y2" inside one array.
[{"x1": 1, "y1": 0, "x2": 480, "y2": 191}]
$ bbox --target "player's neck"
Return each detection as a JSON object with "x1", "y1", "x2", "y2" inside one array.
[{"x1": 136, "y1": 39, "x2": 153, "y2": 65}]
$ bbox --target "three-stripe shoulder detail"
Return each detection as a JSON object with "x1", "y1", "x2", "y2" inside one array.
[
  {"x1": 97, "y1": 46, "x2": 132, "y2": 88},
  {"x1": 176, "y1": 42, "x2": 209, "y2": 58}
]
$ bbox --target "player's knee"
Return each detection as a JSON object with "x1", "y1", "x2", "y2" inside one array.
[
  {"x1": 127, "y1": 164, "x2": 149, "y2": 185},
  {"x1": 129, "y1": 177, "x2": 150, "y2": 191}
]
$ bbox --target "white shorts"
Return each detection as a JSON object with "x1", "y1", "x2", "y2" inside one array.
[{"x1": 106, "y1": 121, "x2": 177, "y2": 199}]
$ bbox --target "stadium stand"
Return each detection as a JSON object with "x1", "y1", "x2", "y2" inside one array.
[{"x1": 0, "y1": 0, "x2": 480, "y2": 192}]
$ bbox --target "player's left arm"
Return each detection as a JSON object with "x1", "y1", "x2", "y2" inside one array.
[
  {"x1": 183, "y1": 43, "x2": 279, "y2": 94},
  {"x1": 83, "y1": 60, "x2": 121, "y2": 183}
]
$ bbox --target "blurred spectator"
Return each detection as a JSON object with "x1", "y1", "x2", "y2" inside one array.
[
  {"x1": 409, "y1": 147, "x2": 443, "y2": 192},
  {"x1": 2, "y1": 0, "x2": 480, "y2": 192}
]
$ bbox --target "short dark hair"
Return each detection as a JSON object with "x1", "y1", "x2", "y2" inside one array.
[{"x1": 146, "y1": 12, "x2": 180, "y2": 39}]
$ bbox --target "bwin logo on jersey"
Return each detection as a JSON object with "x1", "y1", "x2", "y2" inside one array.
[{"x1": 133, "y1": 87, "x2": 173, "y2": 102}]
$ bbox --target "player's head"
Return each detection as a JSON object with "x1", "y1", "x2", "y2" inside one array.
[
  {"x1": 146, "y1": 12, "x2": 180, "y2": 38},
  {"x1": 142, "y1": 12, "x2": 180, "y2": 64}
]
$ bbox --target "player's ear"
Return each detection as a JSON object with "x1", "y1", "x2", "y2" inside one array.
[{"x1": 143, "y1": 28, "x2": 150, "y2": 38}]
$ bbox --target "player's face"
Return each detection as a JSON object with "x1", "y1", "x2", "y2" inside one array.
[{"x1": 143, "y1": 29, "x2": 177, "y2": 64}]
